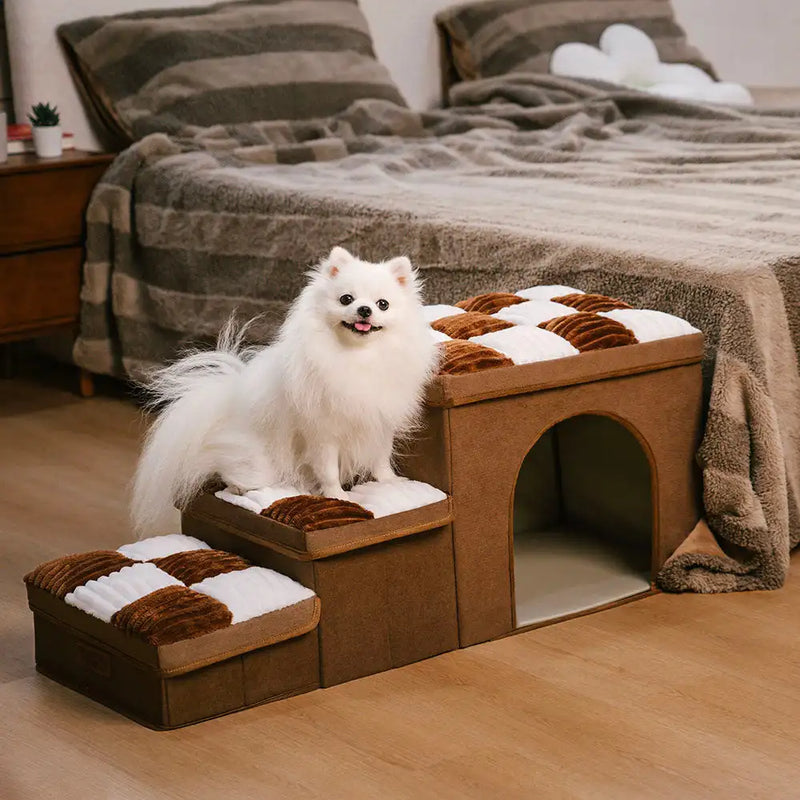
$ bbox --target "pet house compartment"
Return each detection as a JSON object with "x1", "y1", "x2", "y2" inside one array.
[
  {"x1": 512, "y1": 415, "x2": 653, "y2": 628},
  {"x1": 400, "y1": 332, "x2": 705, "y2": 646}
]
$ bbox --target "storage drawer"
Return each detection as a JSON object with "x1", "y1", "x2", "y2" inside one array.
[
  {"x1": 0, "y1": 162, "x2": 108, "y2": 254},
  {"x1": 0, "y1": 248, "x2": 82, "y2": 336}
]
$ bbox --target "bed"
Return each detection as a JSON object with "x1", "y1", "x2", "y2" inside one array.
[{"x1": 6, "y1": 0, "x2": 800, "y2": 595}]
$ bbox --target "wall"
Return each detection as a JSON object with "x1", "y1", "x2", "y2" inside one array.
[
  {"x1": 673, "y1": 0, "x2": 800, "y2": 87},
  {"x1": 360, "y1": 0, "x2": 453, "y2": 109}
]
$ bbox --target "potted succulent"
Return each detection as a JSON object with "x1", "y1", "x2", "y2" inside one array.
[{"x1": 28, "y1": 102, "x2": 62, "y2": 158}]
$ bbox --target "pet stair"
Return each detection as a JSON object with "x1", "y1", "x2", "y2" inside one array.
[{"x1": 24, "y1": 285, "x2": 705, "y2": 727}]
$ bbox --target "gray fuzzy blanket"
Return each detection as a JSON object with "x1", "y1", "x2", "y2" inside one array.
[{"x1": 76, "y1": 73, "x2": 800, "y2": 593}]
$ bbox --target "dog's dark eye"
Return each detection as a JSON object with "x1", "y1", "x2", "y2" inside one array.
[
  {"x1": 376, "y1": 299, "x2": 389, "y2": 311},
  {"x1": 339, "y1": 294, "x2": 354, "y2": 306}
]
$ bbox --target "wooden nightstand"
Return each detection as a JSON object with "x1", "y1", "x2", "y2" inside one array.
[{"x1": 0, "y1": 149, "x2": 115, "y2": 396}]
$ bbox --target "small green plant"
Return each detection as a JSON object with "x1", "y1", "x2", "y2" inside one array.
[{"x1": 27, "y1": 102, "x2": 60, "y2": 127}]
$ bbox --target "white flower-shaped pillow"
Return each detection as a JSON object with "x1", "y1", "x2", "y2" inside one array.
[{"x1": 551, "y1": 24, "x2": 753, "y2": 106}]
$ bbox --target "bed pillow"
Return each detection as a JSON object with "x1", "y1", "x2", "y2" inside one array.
[
  {"x1": 57, "y1": 0, "x2": 407, "y2": 142},
  {"x1": 436, "y1": 0, "x2": 715, "y2": 88}
]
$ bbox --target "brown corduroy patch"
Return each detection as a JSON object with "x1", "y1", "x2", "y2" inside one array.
[
  {"x1": 111, "y1": 585, "x2": 232, "y2": 646},
  {"x1": 152, "y1": 549, "x2": 250, "y2": 585},
  {"x1": 552, "y1": 293, "x2": 633, "y2": 313},
  {"x1": 539, "y1": 313, "x2": 638, "y2": 352},
  {"x1": 438, "y1": 339, "x2": 514, "y2": 374},
  {"x1": 23, "y1": 551, "x2": 136, "y2": 599},
  {"x1": 455, "y1": 292, "x2": 526, "y2": 314},
  {"x1": 432, "y1": 311, "x2": 514, "y2": 340},
  {"x1": 262, "y1": 495, "x2": 374, "y2": 531}
]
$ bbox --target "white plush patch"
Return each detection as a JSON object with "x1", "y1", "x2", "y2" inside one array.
[
  {"x1": 215, "y1": 491, "x2": 263, "y2": 513},
  {"x1": 470, "y1": 325, "x2": 580, "y2": 364},
  {"x1": 118, "y1": 534, "x2": 211, "y2": 561},
  {"x1": 216, "y1": 485, "x2": 303, "y2": 514},
  {"x1": 347, "y1": 480, "x2": 448, "y2": 518},
  {"x1": 600, "y1": 309, "x2": 700, "y2": 342},
  {"x1": 65, "y1": 563, "x2": 182, "y2": 622},
  {"x1": 515, "y1": 285, "x2": 585, "y2": 301},
  {"x1": 429, "y1": 328, "x2": 453, "y2": 344},
  {"x1": 191, "y1": 566, "x2": 315, "y2": 624},
  {"x1": 494, "y1": 299, "x2": 577, "y2": 326},
  {"x1": 422, "y1": 304, "x2": 465, "y2": 323}
]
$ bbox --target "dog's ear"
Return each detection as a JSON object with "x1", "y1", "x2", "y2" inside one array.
[
  {"x1": 326, "y1": 246, "x2": 354, "y2": 277},
  {"x1": 387, "y1": 256, "x2": 413, "y2": 287}
]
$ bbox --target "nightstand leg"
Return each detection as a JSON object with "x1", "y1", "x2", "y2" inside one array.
[{"x1": 79, "y1": 369, "x2": 95, "y2": 398}]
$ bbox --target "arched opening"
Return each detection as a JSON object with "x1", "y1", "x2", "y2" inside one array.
[{"x1": 512, "y1": 413, "x2": 653, "y2": 628}]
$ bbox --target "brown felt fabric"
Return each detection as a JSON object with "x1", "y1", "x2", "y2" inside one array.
[
  {"x1": 23, "y1": 550, "x2": 135, "y2": 599},
  {"x1": 438, "y1": 339, "x2": 514, "y2": 375},
  {"x1": 310, "y1": 527, "x2": 459, "y2": 687},
  {"x1": 455, "y1": 292, "x2": 526, "y2": 314},
  {"x1": 152, "y1": 549, "x2": 250, "y2": 585},
  {"x1": 539, "y1": 313, "x2": 638, "y2": 351},
  {"x1": 262, "y1": 495, "x2": 373, "y2": 532},
  {"x1": 431, "y1": 311, "x2": 514, "y2": 339},
  {"x1": 552, "y1": 293, "x2": 633, "y2": 313},
  {"x1": 405, "y1": 362, "x2": 704, "y2": 646},
  {"x1": 111, "y1": 585, "x2": 233, "y2": 646}
]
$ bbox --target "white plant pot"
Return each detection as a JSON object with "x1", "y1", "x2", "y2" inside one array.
[{"x1": 32, "y1": 125, "x2": 63, "y2": 158}]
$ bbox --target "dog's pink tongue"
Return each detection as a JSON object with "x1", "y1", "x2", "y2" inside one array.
[{"x1": 354, "y1": 321, "x2": 371, "y2": 332}]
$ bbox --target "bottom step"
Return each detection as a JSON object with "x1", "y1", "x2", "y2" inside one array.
[{"x1": 24, "y1": 535, "x2": 321, "y2": 729}]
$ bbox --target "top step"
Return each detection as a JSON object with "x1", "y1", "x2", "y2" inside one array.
[{"x1": 423, "y1": 286, "x2": 703, "y2": 407}]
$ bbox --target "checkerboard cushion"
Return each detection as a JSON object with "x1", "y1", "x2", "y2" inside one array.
[
  {"x1": 25, "y1": 535, "x2": 315, "y2": 645},
  {"x1": 428, "y1": 284, "x2": 699, "y2": 374}
]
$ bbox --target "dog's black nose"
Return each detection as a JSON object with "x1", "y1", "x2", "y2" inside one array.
[{"x1": 357, "y1": 305, "x2": 372, "y2": 319}]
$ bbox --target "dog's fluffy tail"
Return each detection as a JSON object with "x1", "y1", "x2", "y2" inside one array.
[{"x1": 131, "y1": 318, "x2": 251, "y2": 538}]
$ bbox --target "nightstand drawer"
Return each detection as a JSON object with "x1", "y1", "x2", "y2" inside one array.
[
  {"x1": 0, "y1": 163, "x2": 109, "y2": 254},
  {"x1": 0, "y1": 248, "x2": 82, "y2": 336}
]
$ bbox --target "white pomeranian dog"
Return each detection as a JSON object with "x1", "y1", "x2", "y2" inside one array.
[{"x1": 131, "y1": 246, "x2": 439, "y2": 536}]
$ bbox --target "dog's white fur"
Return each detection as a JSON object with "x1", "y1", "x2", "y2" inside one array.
[{"x1": 131, "y1": 247, "x2": 439, "y2": 537}]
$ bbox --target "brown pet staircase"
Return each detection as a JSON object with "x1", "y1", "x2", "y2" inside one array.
[{"x1": 24, "y1": 287, "x2": 704, "y2": 728}]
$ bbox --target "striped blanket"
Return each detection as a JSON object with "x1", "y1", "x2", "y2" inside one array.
[{"x1": 76, "y1": 73, "x2": 800, "y2": 593}]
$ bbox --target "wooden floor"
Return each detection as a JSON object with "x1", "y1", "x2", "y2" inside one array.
[{"x1": 3, "y1": 365, "x2": 800, "y2": 800}]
